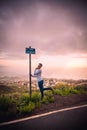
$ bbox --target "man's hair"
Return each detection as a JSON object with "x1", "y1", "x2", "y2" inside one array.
[{"x1": 39, "y1": 63, "x2": 42, "y2": 66}]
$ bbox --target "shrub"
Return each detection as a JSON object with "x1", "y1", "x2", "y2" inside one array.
[
  {"x1": 42, "y1": 91, "x2": 54, "y2": 104},
  {"x1": 31, "y1": 92, "x2": 41, "y2": 103},
  {"x1": 53, "y1": 83, "x2": 69, "y2": 89},
  {"x1": 0, "y1": 96, "x2": 13, "y2": 111},
  {"x1": 47, "y1": 91, "x2": 54, "y2": 103},
  {"x1": 70, "y1": 89, "x2": 81, "y2": 94},
  {"x1": 54, "y1": 86, "x2": 84, "y2": 96},
  {"x1": 0, "y1": 96, "x2": 17, "y2": 122},
  {"x1": 35, "y1": 102, "x2": 41, "y2": 108},
  {"x1": 42, "y1": 96, "x2": 49, "y2": 104},
  {"x1": 54, "y1": 88, "x2": 71, "y2": 96},
  {"x1": 54, "y1": 89, "x2": 63, "y2": 95},
  {"x1": 18, "y1": 102, "x2": 35, "y2": 114},
  {"x1": 62, "y1": 88, "x2": 71, "y2": 96},
  {"x1": 75, "y1": 84, "x2": 87, "y2": 91},
  {"x1": 19, "y1": 93, "x2": 30, "y2": 105}
]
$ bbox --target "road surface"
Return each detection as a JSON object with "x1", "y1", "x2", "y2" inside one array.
[{"x1": 0, "y1": 104, "x2": 87, "y2": 130}]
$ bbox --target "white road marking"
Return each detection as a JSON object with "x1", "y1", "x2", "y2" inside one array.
[{"x1": 0, "y1": 104, "x2": 87, "y2": 126}]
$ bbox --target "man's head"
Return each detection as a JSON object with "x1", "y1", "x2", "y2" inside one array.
[{"x1": 37, "y1": 63, "x2": 43, "y2": 69}]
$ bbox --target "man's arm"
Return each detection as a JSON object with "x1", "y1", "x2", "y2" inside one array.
[
  {"x1": 31, "y1": 74, "x2": 37, "y2": 77},
  {"x1": 34, "y1": 69, "x2": 41, "y2": 75},
  {"x1": 31, "y1": 69, "x2": 40, "y2": 78}
]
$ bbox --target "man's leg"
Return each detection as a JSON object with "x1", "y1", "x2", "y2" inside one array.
[
  {"x1": 38, "y1": 80, "x2": 44, "y2": 100},
  {"x1": 43, "y1": 87, "x2": 54, "y2": 93}
]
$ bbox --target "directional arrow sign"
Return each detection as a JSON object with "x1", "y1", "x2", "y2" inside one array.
[{"x1": 25, "y1": 47, "x2": 35, "y2": 54}]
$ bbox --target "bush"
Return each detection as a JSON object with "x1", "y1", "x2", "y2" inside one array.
[
  {"x1": 46, "y1": 91, "x2": 54, "y2": 103},
  {"x1": 70, "y1": 89, "x2": 81, "y2": 94},
  {"x1": 0, "y1": 96, "x2": 13, "y2": 111},
  {"x1": 42, "y1": 96, "x2": 49, "y2": 104},
  {"x1": 54, "y1": 86, "x2": 85, "y2": 96},
  {"x1": 75, "y1": 84, "x2": 87, "y2": 91},
  {"x1": 54, "y1": 89, "x2": 63, "y2": 95},
  {"x1": 31, "y1": 92, "x2": 41, "y2": 103},
  {"x1": 19, "y1": 93, "x2": 30, "y2": 105},
  {"x1": 0, "y1": 96, "x2": 17, "y2": 122},
  {"x1": 42, "y1": 91, "x2": 54, "y2": 104},
  {"x1": 54, "y1": 88, "x2": 70, "y2": 96},
  {"x1": 35, "y1": 102, "x2": 41, "y2": 108},
  {"x1": 18, "y1": 102, "x2": 35, "y2": 114},
  {"x1": 53, "y1": 83, "x2": 69, "y2": 89},
  {"x1": 62, "y1": 88, "x2": 71, "y2": 96}
]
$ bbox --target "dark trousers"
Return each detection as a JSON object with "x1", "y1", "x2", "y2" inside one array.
[{"x1": 38, "y1": 80, "x2": 51, "y2": 99}]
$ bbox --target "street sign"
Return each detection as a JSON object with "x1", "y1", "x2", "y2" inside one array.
[{"x1": 26, "y1": 47, "x2": 35, "y2": 54}]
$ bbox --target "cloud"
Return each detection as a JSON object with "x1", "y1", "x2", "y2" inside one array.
[{"x1": 0, "y1": 0, "x2": 87, "y2": 59}]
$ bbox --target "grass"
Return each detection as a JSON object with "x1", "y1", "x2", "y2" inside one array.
[{"x1": 0, "y1": 83, "x2": 87, "y2": 122}]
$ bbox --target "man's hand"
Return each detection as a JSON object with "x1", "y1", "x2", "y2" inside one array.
[{"x1": 30, "y1": 74, "x2": 32, "y2": 76}]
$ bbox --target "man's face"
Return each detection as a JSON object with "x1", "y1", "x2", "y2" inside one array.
[{"x1": 38, "y1": 64, "x2": 42, "y2": 69}]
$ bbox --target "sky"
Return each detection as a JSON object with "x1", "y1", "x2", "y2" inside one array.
[{"x1": 0, "y1": 0, "x2": 87, "y2": 79}]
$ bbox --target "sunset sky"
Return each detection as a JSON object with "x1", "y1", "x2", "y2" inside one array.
[{"x1": 0, "y1": 0, "x2": 87, "y2": 79}]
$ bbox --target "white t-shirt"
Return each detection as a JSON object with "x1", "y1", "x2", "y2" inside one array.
[{"x1": 33, "y1": 69, "x2": 42, "y2": 82}]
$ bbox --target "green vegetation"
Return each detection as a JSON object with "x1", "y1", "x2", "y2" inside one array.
[
  {"x1": 18, "y1": 102, "x2": 35, "y2": 114},
  {"x1": 54, "y1": 86, "x2": 82, "y2": 96},
  {"x1": 0, "y1": 96, "x2": 17, "y2": 122},
  {"x1": 53, "y1": 83, "x2": 87, "y2": 96},
  {"x1": 0, "y1": 96, "x2": 14, "y2": 111},
  {"x1": 0, "y1": 82, "x2": 87, "y2": 123},
  {"x1": 0, "y1": 91, "x2": 54, "y2": 122},
  {"x1": 42, "y1": 91, "x2": 54, "y2": 104}
]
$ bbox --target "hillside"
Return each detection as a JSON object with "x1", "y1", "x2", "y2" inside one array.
[{"x1": 0, "y1": 78, "x2": 87, "y2": 123}]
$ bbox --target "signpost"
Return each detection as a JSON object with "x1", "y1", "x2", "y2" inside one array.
[{"x1": 25, "y1": 46, "x2": 35, "y2": 98}]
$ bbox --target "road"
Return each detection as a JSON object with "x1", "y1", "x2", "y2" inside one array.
[{"x1": 0, "y1": 104, "x2": 87, "y2": 130}]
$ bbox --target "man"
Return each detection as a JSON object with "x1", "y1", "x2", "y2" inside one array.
[{"x1": 31, "y1": 63, "x2": 53, "y2": 100}]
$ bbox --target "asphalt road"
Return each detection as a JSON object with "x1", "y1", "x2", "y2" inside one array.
[{"x1": 0, "y1": 105, "x2": 87, "y2": 130}]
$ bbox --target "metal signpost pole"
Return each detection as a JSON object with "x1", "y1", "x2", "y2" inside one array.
[
  {"x1": 25, "y1": 46, "x2": 35, "y2": 99},
  {"x1": 29, "y1": 47, "x2": 32, "y2": 99}
]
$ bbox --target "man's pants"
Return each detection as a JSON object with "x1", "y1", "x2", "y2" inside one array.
[{"x1": 38, "y1": 80, "x2": 52, "y2": 99}]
